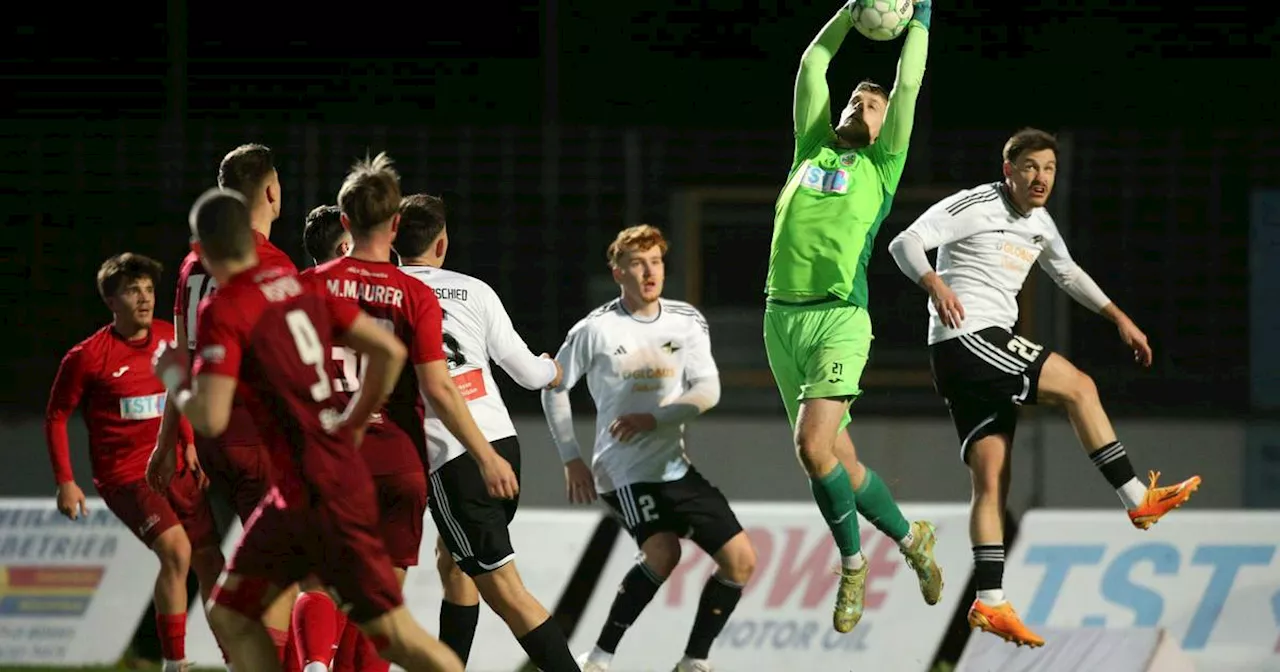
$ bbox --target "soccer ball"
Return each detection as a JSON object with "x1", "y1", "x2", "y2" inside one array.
[{"x1": 848, "y1": 0, "x2": 914, "y2": 41}]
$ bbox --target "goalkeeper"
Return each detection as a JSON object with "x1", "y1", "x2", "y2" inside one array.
[{"x1": 763, "y1": 0, "x2": 940, "y2": 634}]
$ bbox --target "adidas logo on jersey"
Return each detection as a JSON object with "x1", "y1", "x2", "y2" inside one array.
[{"x1": 614, "y1": 345, "x2": 627, "y2": 355}]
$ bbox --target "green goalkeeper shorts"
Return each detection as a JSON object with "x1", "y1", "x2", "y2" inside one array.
[{"x1": 763, "y1": 298, "x2": 873, "y2": 430}]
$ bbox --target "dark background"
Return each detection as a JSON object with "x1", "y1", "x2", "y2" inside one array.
[{"x1": 1, "y1": 0, "x2": 1275, "y2": 419}]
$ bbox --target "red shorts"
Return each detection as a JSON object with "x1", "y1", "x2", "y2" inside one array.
[
  {"x1": 373, "y1": 470, "x2": 427, "y2": 568},
  {"x1": 99, "y1": 472, "x2": 218, "y2": 550},
  {"x1": 196, "y1": 437, "x2": 275, "y2": 523},
  {"x1": 217, "y1": 481, "x2": 402, "y2": 624}
]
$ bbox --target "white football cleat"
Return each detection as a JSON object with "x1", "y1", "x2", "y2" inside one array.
[{"x1": 673, "y1": 659, "x2": 713, "y2": 672}]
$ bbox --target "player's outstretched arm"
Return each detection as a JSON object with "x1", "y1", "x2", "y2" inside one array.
[
  {"x1": 484, "y1": 288, "x2": 559, "y2": 390},
  {"x1": 792, "y1": 7, "x2": 857, "y2": 160},
  {"x1": 1037, "y1": 226, "x2": 1152, "y2": 366},
  {"x1": 337, "y1": 312, "x2": 408, "y2": 430},
  {"x1": 874, "y1": 1, "x2": 932, "y2": 161},
  {"x1": 45, "y1": 347, "x2": 88, "y2": 519}
]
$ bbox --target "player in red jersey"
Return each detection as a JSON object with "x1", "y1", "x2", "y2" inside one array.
[
  {"x1": 306, "y1": 154, "x2": 533, "y2": 672},
  {"x1": 155, "y1": 188, "x2": 464, "y2": 672},
  {"x1": 46, "y1": 253, "x2": 222, "y2": 672},
  {"x1": 150, "y1": 143, "x2": 301, "y2": 661}
]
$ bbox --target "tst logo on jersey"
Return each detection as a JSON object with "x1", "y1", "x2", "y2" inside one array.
[{"x1": 120, "y1": 394, "x2": 166, "y2": 420}]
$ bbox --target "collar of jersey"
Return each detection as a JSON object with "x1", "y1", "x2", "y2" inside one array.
[{"x1": 618, "y1": 299, "x2": 662, "y2": 324}]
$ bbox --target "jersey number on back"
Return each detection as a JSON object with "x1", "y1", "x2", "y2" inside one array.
[
  {"x1": 185, "y1": 274, "x2": 217, "y2": 350},
  {"x1": 285, "y1": 310, "x2": 333, "y2": 402},
  {"x1": 331, "y1": 318, "x2": 395, "y2": 392}
]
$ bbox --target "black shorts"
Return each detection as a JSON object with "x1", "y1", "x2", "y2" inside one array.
[
  {"x1": 929, "y1": 327, "x2": 1050, "y2": 463},
  {"x1": 428, "y1": 436, "x2": 521, "y2": 577},
  {"x1": 601, "y1": 466, "x2": 743, "y2": 555}
]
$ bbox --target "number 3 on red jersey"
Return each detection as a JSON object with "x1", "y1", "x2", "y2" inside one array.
[{"x1": 327, "y1": 317, "x2": 395, "y2": 393}]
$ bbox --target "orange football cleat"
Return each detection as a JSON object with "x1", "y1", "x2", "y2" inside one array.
[
  {"x1": 1128, "y1": 470, "x2": 1202, "y2": 530},
  {"x1": 967, "y1": 600, "x2": 1045, "y2": 648}
]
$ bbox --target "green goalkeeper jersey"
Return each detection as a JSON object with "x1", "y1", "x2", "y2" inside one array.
[{"x1": 767, "y1": 10, "x2": 930, "y2": 307}]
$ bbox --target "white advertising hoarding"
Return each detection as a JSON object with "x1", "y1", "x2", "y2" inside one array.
[
  {"x1": 568, "y1": 502, "x2": 973, "y2": 672},
  {"x1": 1003, "y1": 510, "x2": 1280, "y2": 672}
]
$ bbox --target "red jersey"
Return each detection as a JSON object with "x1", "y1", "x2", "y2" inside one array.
[
  {"x1": 310, "y1": 258, "x2": 445, "y2": 473},
  {"x1": 175, "y1": 232, "x2": 295, "y2": 447},
  {"x1": 45, "y1": 320, "x2": 196, "y2": 488},
  {"x1": 191, "y1": 264, "x2": 362, "y2": 506}
]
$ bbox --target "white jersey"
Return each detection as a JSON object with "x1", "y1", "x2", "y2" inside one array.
[
  {"x1": 898, "y1": 182, "x2": 1106, "y2": 345},
  {"x1": 554, "y1": 299, "x2": 718, "y2": 493},
  {"x1": 400, "y1": 265, "x2": 556, "y2": 472}
]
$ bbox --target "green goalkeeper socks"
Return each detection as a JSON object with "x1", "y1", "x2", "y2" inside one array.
[
  {"x1": 854, "y1": 469, "x2": 911, "y2": 542},
  {"x1": 810, "y1": 463, "x2": 862, "y2": 557}
]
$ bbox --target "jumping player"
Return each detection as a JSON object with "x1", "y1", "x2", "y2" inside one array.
[
  {"x1": 46, "y1": 253, "x2": 222, "y2": 672},
  {"x1": 763, "y1": 0, "x2": 941, "y2": 634},
  {"x1": 542, "y1": 225, "x2": 755, "y2": 672},
  {"x1": 396, "y1": 193, "x2": 580, "y2": 671},
  {"x1": 309, "y1": 154, "x2": 522, "y2": 671},
  {"x1": 155, "y1": 187, "x2": 464, "y2": 672},
  {"x1": 887, "y1": 128, "x2": 1202, "y2": 647},
  {"x1": 303, "y1": 204, "x2": 351, "y2": 266},
  {"x1": 150, "y1": 143, "x2": 300, "y2": 661}
]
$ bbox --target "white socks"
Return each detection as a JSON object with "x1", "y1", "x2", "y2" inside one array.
[
  {"x1": 587, "y1": 646, "x2": 614, "y2": 666},
  {"x1": 899, "y1": 529, "x2": 916, "y2": 549},
  {"x1": 1118, "y1": 478, "x2": 1148, "y2": 510},
  {"x1": 303, "y1": 663, "x2": 328, "y2": 672},
  {"x1": 841, "y1": 553, "x2": 866, "y2": 571},
  {"x1": 977, "y1": 589, "x2": 1005, "y2": 605}
]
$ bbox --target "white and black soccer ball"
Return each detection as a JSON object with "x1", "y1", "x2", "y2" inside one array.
[{"x1": 848, "y1": 0, "x2": 914, "y2": 41}]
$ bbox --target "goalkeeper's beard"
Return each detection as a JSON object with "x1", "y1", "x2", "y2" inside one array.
[{"x1": 835, "y1": 118, "x2": 872, "y2": 149}]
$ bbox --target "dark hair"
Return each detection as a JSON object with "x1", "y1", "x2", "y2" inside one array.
[
  {"x1": 1003, "y1": 128, "x2": 1058, "y2": 164},
  {"x1": 217, "y1": 144, "x2": 276, "y2": 202},
  {"x1": 303, "y1": 205, "x2": 346, "y2": 264},
  {"x1": 338, "y1": 152, "x2": 401, "y2": 236},
  {"x1": 850, "y1": 79, "x2": 889, "y2": 102},
  {"x1": 97, "y1": 252, "x2": 163, "y2": 302},
  {"x1": 395, "y1": 194, "x2": 447, "y2": 259},
  {"x1": 189, "y1": 187, "x2": 255, "y2": 262}
]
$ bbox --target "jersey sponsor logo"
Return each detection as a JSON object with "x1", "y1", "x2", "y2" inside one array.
[
  {"x1": 119, "y1": 393, "x2": 166, "y2": 420},
  {"x1": 799, "y1": 163, "x2": 849, "y2": 195},
  {"x1": 613, "y1": 345, "x2": 627, "y2": 356},
  {"x1": 110, "y1": 366, "x2": 129, "y2": 378},
  {"x1": 452, "y1": 368, "x2": 487, "y2": 402},
  {"x1": 661, "y1": 340, "x2": 681, "y2": 354},
  {"x1": 622, "y1": 366, "x2": 675, "y2": 381}
]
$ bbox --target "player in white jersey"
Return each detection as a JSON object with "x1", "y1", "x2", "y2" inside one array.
[
  {"x1": 395, "y1": 194, "x2": 581, "y2": 672},
  {"x1": 542, "y1": 225, "x2": 756, "y2": 672},
  {"x1": 888, "y1": 128, "x2": 1203, "y2": 648}
]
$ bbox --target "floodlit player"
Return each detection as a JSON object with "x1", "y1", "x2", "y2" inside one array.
[
  {"x1": 303, "y1": 204, "x2": 352, "y2": 266},
  {"x1": 763, "y1": 0, "x2": 941, "y2": 634},
  {"x1": 542, "y1": 225, "x2": 755, "y2": 672},
  {"x1": 45, "y1": 253, "x2": 222, "y2": 672},
  {"x1": 155, "y1": 187, "x2": 464, "y2": 672},
  {"x1": 395, "y1": 193, "x2": 580, "y2": 671},
  {"x1": 310, "y1": 154, "x2": 529, "y2": 671},
  {"x1": 149, "y1": 143, "x2": 300, "y2": 662},
  {"x1": 887, "y1": 128, "x2": 1202, "y2": 647}
]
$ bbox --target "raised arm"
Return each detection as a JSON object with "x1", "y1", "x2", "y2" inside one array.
[
  {"x1": 793, "y1": 8, "x2": 857, "y2": 160},
  {"x1": 876, "y1": 13, "x2": 931, "y2": 158}
]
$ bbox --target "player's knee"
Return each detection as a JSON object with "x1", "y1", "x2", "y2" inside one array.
[
  {"x1": 208, "y1": 602, "x2": 258, "y2": 645},
  {"x1": 640, "y1": 534, "x2": 683, "y2": 577},
  {"x1": 966, "y1": 436, "x2": 1007, "y2": 496},
  {"x1": 717, "y1": 534, "x2": 757, "y2": 585},
  {"x1": 1067, "y1": 369, "x2": 1098, "y2": 405},
  {"x1": 152, "y1": 527, "x2": 192, "y2": 574}
]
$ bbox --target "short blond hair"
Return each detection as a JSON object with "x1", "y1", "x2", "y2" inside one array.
[
  {"x1": 338, "y1": 152, "x2": 402, "y2": 235},
  {"x1": 607, "y1": 224, "x2": 668, "y2": 268}
]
